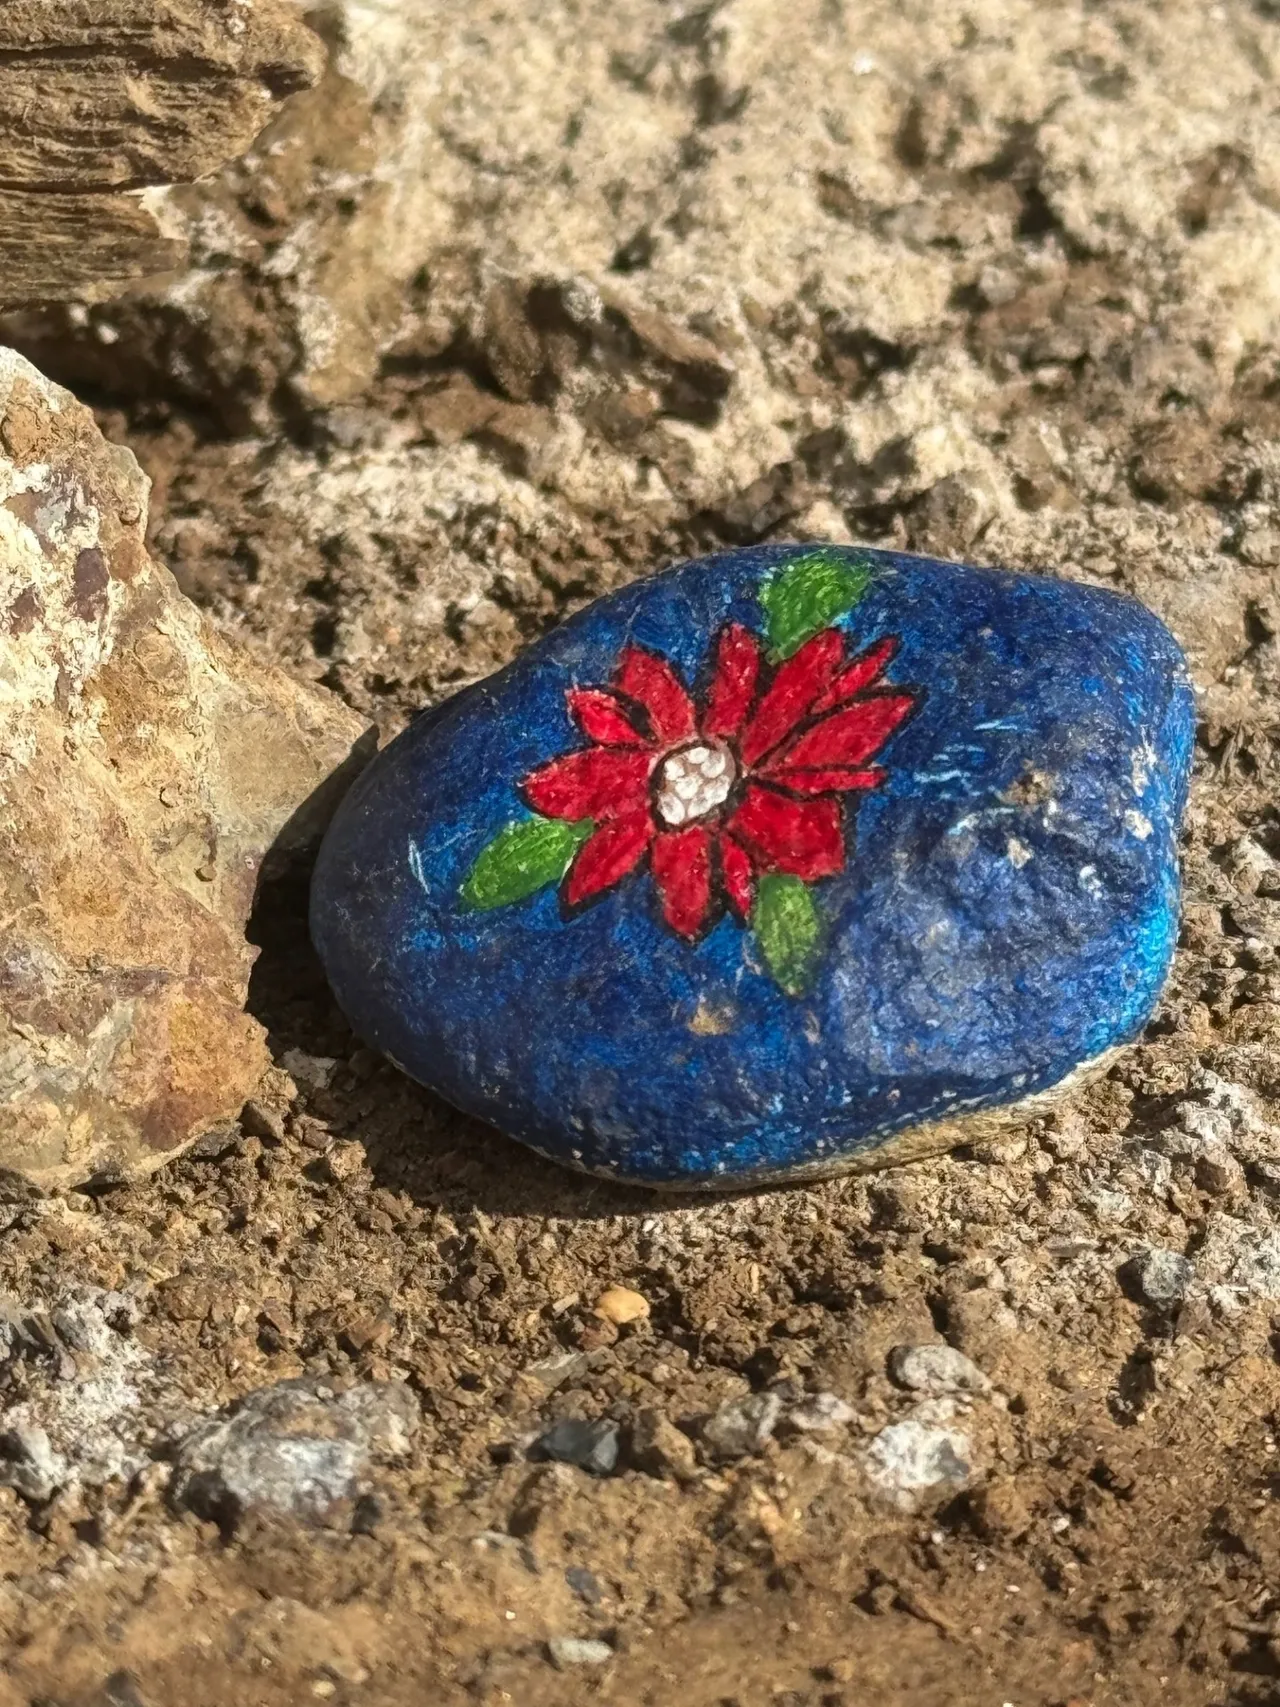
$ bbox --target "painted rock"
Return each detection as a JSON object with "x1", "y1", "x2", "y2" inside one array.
[{"x1": 310, "y1": 546, "x2": 1193, "y2": 1188}]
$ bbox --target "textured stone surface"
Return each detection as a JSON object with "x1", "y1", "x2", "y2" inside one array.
[
  {"x1": 888, "y1": 1343, "x2": 993, "y2": 1398},
  {"x1": 311, "y1": 544, "x2": 1192, "y2": 1186},
  {"x1": 0, "y1": 1285, "x2": 171, "y2": 1501},
  {"x1": 169, "y1": 1376, "x2": 418, "y2": 1529},
  {"x1": 863, "y1": 1411, "x2": 972, "y2": 1509},
  {"x1": 0, "y1": 349, "x2": 368, "y2": 1192},
  {"x1": 0, "y1": 0, "x2": 322, "y2": 307},
  {"x1": 1133, "y1": 1246, "x2": 1196, "y2": 1307},
  {"x1": 699, "y1": 1390, "x2": 784, "y2": 1462},
  {"x1": 533, "y1": 1417, "x2": 621, "y2": 1477}
]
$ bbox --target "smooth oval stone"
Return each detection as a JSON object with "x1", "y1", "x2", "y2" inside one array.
[{"x1": 310, "y1": 545, "x2": 1193, "y2": 1188}]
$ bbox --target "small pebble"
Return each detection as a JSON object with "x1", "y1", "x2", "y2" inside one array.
[
  {"x1": 629, "y1": 1408, "x2": 698, "y2": 1481},
  {"x1": 280, "y1": 1048, "x2": 338, "y2": 1089},
  {"x1": 239, "y1": 1099, "x2": 286, "y2": 1144},
  {"x1": 888, "y1": 1344, "x2": 992, "y2": 1398},
  {"x1": 320, "y1": 1141, "x2": 366, "y2": 1184},
  {"x1": 524, "y1": 1351, "x2": 591, "y2": 1391},
  {"x1": 534, "y1": 1418, "x2": 619, "y2": 1476},
  {"x1": 1195, "y1": 1149, "x2": 1245, "y2": 1197},
  {"x1": 564, "y1": 1565, "x2": 603, "y2": 1604},
  {"x1": 1134, "y1": 1247, "x2": 1194, "y2": 1307},
  {"x1": 699, "y1": 1391, "x2": 783, "y2": 1463},
  {"x1": 864, "y1": 1418, "x2": 971, "y2": 1507},
  {"x1": 547, "y1": 1637, "x2": 613, "y2": 1669},
  {"x1": 593, "y1": 1285, "x2": 650, "y2": 1326}
]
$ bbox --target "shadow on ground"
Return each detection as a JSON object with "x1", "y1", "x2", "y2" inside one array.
[{"x1": 244, "y1": 848, "x2": 709, "y2": 1224}]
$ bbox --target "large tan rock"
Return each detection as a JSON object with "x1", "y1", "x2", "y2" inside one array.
[{"x1": 0, "y1": 349, "x2": 368, "y2": 1192}]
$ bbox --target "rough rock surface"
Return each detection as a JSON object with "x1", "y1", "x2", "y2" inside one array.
[
  {"x1": 862, "y1": 1406, "x2": 973, "y2": 1509},
  {"x1": 887, "y1": 1342, "x2": 993, "y2": 1398},
  {"x1": 169, "y1": 1376, "x2": 418, "y2": 1530},
  {"x1": 0, "y1": 1282, "x2": 189, "y2": 1502},
  {"x1": 3, "y1": 2, "x2": 1280, "y2": 1703},
  {"x1": 0, "y1": 349, "x2": 368, "y2": 1192},
  {"x1": 699, "y1": 1390, "x2": 784, "y2": 1462},
  {"x1": 0, "y1": 0, "x2": 323, "y2": 307}
]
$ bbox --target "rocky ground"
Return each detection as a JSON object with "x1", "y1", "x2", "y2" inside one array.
[{"x1": 3, "y1": 0, "x2": 1280, "y2": 1702}]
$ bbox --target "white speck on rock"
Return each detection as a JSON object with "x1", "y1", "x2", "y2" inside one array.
[
  {"x1": 1124, "y1": 808, "x2": 1153, "y2": 840},
  {"x1": 1006, "y1": 836, "x2": 1033, "y2": 868},
  {"x1": 281, "y1": 1049, "x2": 338, "y2": 1089},
  {"x1": 787, "y1": 1391, "x2": 856, "y2": 1432},
  {"x1": 1130, "y1": 742, "x2": 1158, "y2": 794},
  {"x1": 1078, "y1": 865, "x2": 1104, "y2": 898}
]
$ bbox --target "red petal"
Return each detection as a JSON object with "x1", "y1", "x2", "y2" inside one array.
[
  {"x1": 651, "y1": 825, "x2": 715, "y2": 940},
  {"x1": 702, "y1": 623, "x2": 761, "y2": 739},
  {"x1": 719, "y1": 832, "x2": 755, "y2": 919},
  {"x1": 565, "y1": 811, "x2": 653, "y2": 906},
  {"x1": 521, "y1": 748, "x2": 651, "y2": 821},
  {"x1": 763, "y1": 765, "x2": 886, "y2": 795},
  {"x1": 812, "y1": 636, "x2": 899, "y2": 712},
  {"x1": 739, "y1": 629, "x2": 846, "y2": 766},
  {"x1": 771, "y1": 693, "x2": 916, "y2": 771},
  {"x1": 615, "y1": 646, "x2": 696, "y2": 744},
  {"x1": 567, "y1": 687, "x2": 650, "y2": 749},
  {"x1": 728, "y1": 785, "x2": 844, "y2": 880}
]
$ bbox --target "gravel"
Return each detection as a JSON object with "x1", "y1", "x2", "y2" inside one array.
[
  {"x1": 169, "y1": 1377, "x2": 418, "y2": 1529},
  {"x1": 887, "y1": 1344, "x2": 993, "y2": 1398},
  {"x1": 699, "y1": 1391, "x2": 784, "y2": 1463},
  {"x1": 532, "y1": 1417, "x2": 621, "y2": 1476},
  {"x1": 1133, "y1": 1248, "x2": 1195, "y2": 1308},
  {"x1": 863, "y1": 1416, "x2": 972, "y2": 1508},
  {"x1": 547, "y1": 1637, "x2": 614, "y2": 1669}
]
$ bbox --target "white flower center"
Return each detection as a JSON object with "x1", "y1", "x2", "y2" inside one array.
[{"x1": 654, "y1": 741, "x2": 736, "y2": 827}]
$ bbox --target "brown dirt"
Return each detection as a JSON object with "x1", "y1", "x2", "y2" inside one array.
[{"x1": 5, "y1": 2, "x2": 1280, "y2": 1703}]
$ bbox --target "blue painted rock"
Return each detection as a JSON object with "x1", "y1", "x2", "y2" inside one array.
[{"x1": 310, "y1": 546, "x2": 1193, "y2": 1188}]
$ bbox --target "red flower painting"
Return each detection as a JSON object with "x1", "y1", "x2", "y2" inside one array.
[{"x1": 520, "y1": 623, "x2": 918, "y2": 941}]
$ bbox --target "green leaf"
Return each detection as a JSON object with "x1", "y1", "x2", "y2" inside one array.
[
  {"x1": 460, "y1": 816, "x2": 592, "y2": 910},
  {"x1": 751, "y1": 874, "x2": 823, "y2": 996},
  {"x1": 759, "y1": 550, "x2": 873, "y2": 660}
]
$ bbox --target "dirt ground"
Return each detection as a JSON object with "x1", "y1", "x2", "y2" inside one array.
[{"x1": 5, "y1": 1, "x2": 1280, "y2": 1702}]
